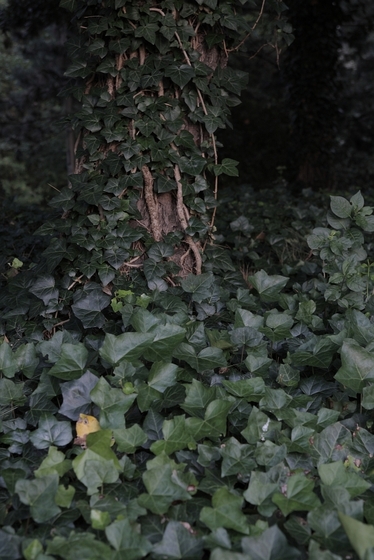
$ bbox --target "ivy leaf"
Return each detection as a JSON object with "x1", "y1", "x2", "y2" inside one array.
[
  {"x1": 29, "y1": 275, "x2": 58, "y2": 305},
  {"x1": 46, "y1": 531, "x2": 114, "y2": 559},
  {"x1": 311, "y1": 423, "x2": 352, "y2": 466},
  {"x1": 104, "y1": 247, "x2": 129, "y2": 269},
  {"x1": 113, "y1": 424, "x2": 148, "y2": 453},
  {"x1": 248, "y1": 270, "x2": 288, "y2": 302},
  {"x1": 181, "y1": 378, "x2": 216, "y2": 417},
  {"x1": 152, "y1": 521, "x2": 204, "y2": 559},
  {"x1": 30, "y1": 415, "x2": 73, "y2": 449},
  {"x1": 14, "y1": 343, "x2": 39, "y2": 378},
  {"x1": 151, "y1": 415, "x2": 195, "y2": 455},
  {"x1": 65, "y1": 59, "x2": 91, "y2": 78},
  {"x1": 72, "y1": 286, "x2": 111, "y2": 329},
  {"x1": 335, "y1": 339, "x2": 374, "y2": 392},
  {"x1": 48, "y1": 343, "x2": 88, "y2": 381},
  {"x1": 59, "y1": 0, "x2": 78, "y2": 12},
  {"x1": 181, "y1": 273, "x2": 215, "y2": 302},
  {"x1": 213, "y1": 158, "x2": 239, "y2": 177},
  {"x1": 241, "y1": 525, "x2": 301, "y2": 560},
  {"x1": 138, "y1": 455, "x2": 193, "y2": 514},
  {"x1": 72, "y1": 431, "x2": 122, "y2": 495},
  {"x1": 200, "y1": 487, "x2": 249, "y2": 534},
  {"x1": 0, "y1": 378, "x2": 26, "y2": 407},
  {"x1": 241, "y1": 407, "x2": 281, "y2": 444},
  {"x1": 220, "y1": 437, "x2": 256, "y2": 477},
  {"x1": 105, "y1": 518, "x2": 152, "y2": 560},
  {"x1": 34, "y1": 446, "x2": 72, "y2": 478},
  {"x1": 222, "y1": 378, "x2": 265, "y2": 401},
  {"x1": 292, "y1": 336, "x2": 335, "y2": 369},
  {"x1": 186, "y1": 399, "x2": 232, "y2": 440},
  {"x1": 178, "y1": 154, "x2": 206, "y2": 176},
  {"x1": 144, "y1": 324, "x2": 186, "y2": 361},
  {"x1": 0, "y1": 530, "x2": 22, "y2": 560},
  {"x1": 175, "y1": 343, "x2": 227, "y2": 373},
  {"x1": 59, "y1": 371, "x2": 99, "y2": 420},
  {"x1": 80, "y1": 113, "x2": 102, "y2": 132},
  {"x1": 338, "y1": 512, "x2": 374, "y2": 560},
  {"x1": 90, "y1": 377, "x2": 136, "y2": 428},
  {"x1": 0, "y1": 342, "x2": 18, "y2": 378},
  {"x1": 203, "y1": 107, "x2": 225, "y2": 133},
  {"x1": 272, "y1": 473, "x2": 321, "y2": 516},
  {"x1": 147, "y1": 361, "x2": 179, "y2": 393},
  {"x1": 165, "y1": 64, "x2": 195, "y2": 88},
  {"x1": 134, "y1": 22, "x2": 159, "y2": 45},
  {"x1": 243, "y1": 471, "x2": 279, "y2": 517},
  {"x1": 99, "y1": 332, "x2": 154, "y2": 366},
  {"x1": 16, "y1": 474, "x2": 61, "y2": 523},
  {"x1": 318, "y1": 461, "x2": 370, "y2": 498}
]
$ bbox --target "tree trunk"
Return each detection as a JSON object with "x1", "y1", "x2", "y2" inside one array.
[{"x1": 62, "y1": 0, "x2": 242, "y2": 287}]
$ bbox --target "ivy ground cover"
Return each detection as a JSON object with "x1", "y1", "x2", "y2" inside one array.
[{"x1": 3, "y1": 192, "x2": 374, "y2": 558}]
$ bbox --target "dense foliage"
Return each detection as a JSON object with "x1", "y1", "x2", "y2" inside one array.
[
  {"x1": 2, "y1": 189, "x2": 374, "y2": 559},
  {"x1": 3, "y1": 1, "x2": 374, "y2": 559}
]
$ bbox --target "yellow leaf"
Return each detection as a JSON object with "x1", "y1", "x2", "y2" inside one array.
[{"x1": 74, "y1": 414, "x2": 101, "y2": 448}]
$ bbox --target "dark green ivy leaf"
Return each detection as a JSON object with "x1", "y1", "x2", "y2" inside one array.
[
  {"x1": 152, "y1": 520, "x2": 204, "y2": 559},
  {"x1": 16, "y1": 474, "x2": 61, "y2": 523}
]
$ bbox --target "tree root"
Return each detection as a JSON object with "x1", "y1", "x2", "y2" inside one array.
[
  {"x1": 142, "y1": 165, "x2": 162, "y2": 242},
  {"x1": 174, "y1": 164, "x2": 202, "y2": 275}
]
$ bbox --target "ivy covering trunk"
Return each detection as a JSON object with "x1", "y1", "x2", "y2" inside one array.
[{"x1": 57, "y1": 0, "x2": 248, "y2": 287}]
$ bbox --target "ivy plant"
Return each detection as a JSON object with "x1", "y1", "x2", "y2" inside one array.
[{"x1": 1, "y1": 190, "x2": 374, "y2": 559}]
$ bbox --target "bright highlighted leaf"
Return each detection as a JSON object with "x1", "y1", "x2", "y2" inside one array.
[
  {"x1": 330, "y1": 195, "x2": 352, "y2": 219},
  {"x1": 55, "y1": 484, "x2": 75, "y2": 508},
  {"x1": 200, "y1": 487, "x2": 249, "y2": 534},
  {"x1": 335, "y1": 339, "x2": 374, "y2": 392}
]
